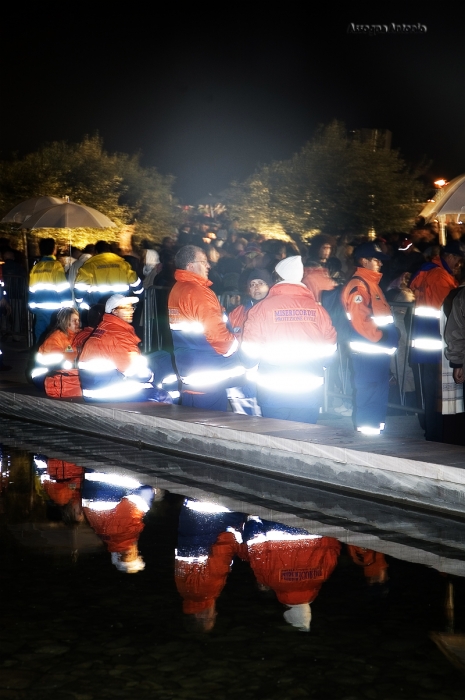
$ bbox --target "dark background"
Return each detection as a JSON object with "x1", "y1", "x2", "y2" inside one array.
[{"x1": 1, "y1": 6, "x2": 463, "y2": 202}]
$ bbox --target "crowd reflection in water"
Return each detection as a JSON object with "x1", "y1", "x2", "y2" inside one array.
[
  {"x1": 31, "y1": 455, "x2": 389, "y2": 632},
  {"x1": 34, "y1": 455, "x2": 154, "y2": 572}
]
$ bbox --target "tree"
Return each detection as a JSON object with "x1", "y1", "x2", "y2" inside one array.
[
  {"x1": 0, "y1": 135, "x2": 178, "y2": 248},
  {"x1": 223, "y1": 121, "x2": 428, "y2": 241}
]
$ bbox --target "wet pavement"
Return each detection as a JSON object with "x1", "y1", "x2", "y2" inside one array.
[{"x1": 0, "y1": 423, "x2": 464, "y2": 699}]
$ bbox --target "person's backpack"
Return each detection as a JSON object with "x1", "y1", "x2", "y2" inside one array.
[{"x1": 321, "y1": 276, "x2": 369, "y2": 345}]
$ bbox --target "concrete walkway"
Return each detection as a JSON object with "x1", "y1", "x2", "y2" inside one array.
[{"x1": 1, "y1": 338, "x2": 464, "y2": 516}]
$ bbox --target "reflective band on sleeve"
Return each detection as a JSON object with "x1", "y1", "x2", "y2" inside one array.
[
  {"x1": 162, "y1": 374, "x2": 178, "y2": 385},
  {"x1": 169, "y1": 321, "x2": 205, "y2": 334},
  {"x1": 223, "y1": 337, "x2": 239, "y2": 357},
  {"x1": 82, "y1": 500, "x2": 119, "y2": 511},
  {"x1": 31, "y1": 367, "x2": 48, "y2": 379},
  {"x1": 372, "y1": 315, "x2": 394, "y2": 326},
  {"x1": 37, "y1": 352, "x2": 64, "y2": 365},
  {"x1": 414, "y1": 306, "x2": 441, "y2": 319}
]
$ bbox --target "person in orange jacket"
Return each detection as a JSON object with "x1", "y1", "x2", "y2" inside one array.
[
  {"x1": 31, "y1": 308, "x2": 81, "y2": 391},
  {"x1": 79, "y1": 294, "x2": 171, "y2": 403},
  {"x1": 341, "y1": 242, "x2": 398, "y2": 435},
  {"x1": 168, "y1": 245, "x2": 243, "y2": 411},
  {"x1": 243, "y1": 516, "x2": 341, "y2": 631},
  {"x1": 229, "y1": 268, "x2": 274, "y2": 339},
  {"x1": 174, "y1": 498, "x2": 247, "y2": 632},
  {"x1": 302, "y1": 262, "x2": 337, "y2": 303},
  {"x1": 34, "y1": 455, "x2": 85, "y2": 525},
  {"x1": 409, "y1": 240, "x2": 465, "y2": 441},
  {"x1": 242, "y1": 256, "x2": 337, "y2": 423},
  {"x1": 346, "y1": 544, "x2": 389, "y2": 585},
  {"x1": 82, "y1": 472, "x2": 155, "y2": 573}
]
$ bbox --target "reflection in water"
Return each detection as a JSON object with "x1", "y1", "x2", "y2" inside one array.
[
  {"x1": 0, "y1": 441, "x2": 464, "y2": 696},
  {"x1": 243, "y1": 517, "x2": 340, "y2": 632},
  {"x1": 82, "y1": 472, "x2": 154, "y2": 573},
  {"x1": 175, "y1": 499, "x2": 246, "y2": 632}
]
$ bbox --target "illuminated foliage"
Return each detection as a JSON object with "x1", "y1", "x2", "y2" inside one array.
[
  {"x1": 223, "y1": 121, "x2": 428, "y2": 239},
  {"x1": 0, "y1": 136, "x2": 177, "y2": 247}
]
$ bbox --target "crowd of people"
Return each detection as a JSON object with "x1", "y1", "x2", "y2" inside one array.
[{"x1": 2, "y1": 214, "x2": 465, "y2": 442}]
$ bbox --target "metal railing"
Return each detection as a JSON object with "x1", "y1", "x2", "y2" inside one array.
[
  {"x1": 142, "y1": 285, "x2": 173, "y2": 353},
  {"x1": 323, "y1": 300, "x2": 425, "y2": 415},
  {"x1": 1, "y1": 275, "x2": 29, "y2": 341}
]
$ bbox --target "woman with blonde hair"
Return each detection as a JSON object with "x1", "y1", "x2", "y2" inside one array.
[{"x1": 31, "y1": 308, "x2": 81, "y2": 394}]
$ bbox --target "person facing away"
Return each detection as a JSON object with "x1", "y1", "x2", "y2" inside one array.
[
  {"x1": 74, "y1": 240, "x2": 143, "y2": 312},
  {"x1": 241, "y1": 255, "x2": 337, "y2": 424},
  {"x1": 28, "y1": 237, "x2": 73, "y2": 343}
]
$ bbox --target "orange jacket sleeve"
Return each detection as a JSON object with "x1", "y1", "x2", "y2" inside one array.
[{"x1": 342, "y1": 280, "x2": 382, "y2": 343}]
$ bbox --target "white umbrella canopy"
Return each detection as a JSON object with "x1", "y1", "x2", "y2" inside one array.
[
  {"x1": 1, "y1": 196, "x2": 71, "y2": 224},
  {"x1": 20, "y1": 201, "x2": 116, "y2": 229},
  {"x1": 419, "y1": 174, "x2": 465, "y2": 222}
]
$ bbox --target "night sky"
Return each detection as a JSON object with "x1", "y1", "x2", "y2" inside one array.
[{"x1": 1, "y1": 7, "x2": 463, "y2": 203}]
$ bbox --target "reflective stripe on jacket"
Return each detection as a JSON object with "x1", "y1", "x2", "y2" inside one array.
[
  {"x1": 242, "y1": 282, "x2": 336, "y2": 393},
  {"x1": 244, "y1": 518, "x2": 341, "y2": 606},
  {"x1": 78, "y1": 313, "x2": 152, "y2": 400},
  {"x1": 28, "y1": 257, "x2": 72, "y2": 311},
  {"x1": 74, "y1": 252, "x2": 142, "y2": 308},
  {"x1": 410, "y1": 257, "x2": 458, "y2": 362},
  {"x1": 168, "y1": 269, "x2": 240, "y2": 387},
  {"x1": 32, "y1": 328, "x2": 78, "y2": 382},
  {"x1": 341, "y1": 267, "x2": 397, "y2": 355}
]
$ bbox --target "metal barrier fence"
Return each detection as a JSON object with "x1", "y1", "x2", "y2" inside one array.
[
  {"x1": 323, "y1": 300, "x2": 424, "y2": 415},
  {"x1": 1, "y1": 275, "x2": 29, "y2": 342},
  {"x1": 142, "y1": 286, "x2": 173, "y2": 354}
]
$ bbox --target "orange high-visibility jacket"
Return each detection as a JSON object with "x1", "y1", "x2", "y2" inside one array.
[
  {"x1": 83, "y1": 498, "x2": 146, "y2": 553},
  {"x1": 341, "y1": 267, "x2": 391, "y2": 343},
  {"x1": 247, "y1": 536, "x2": 341, "y2": 606},
  {"x1": 175, "y1": 531, "x2": 242, "y2": 614}
]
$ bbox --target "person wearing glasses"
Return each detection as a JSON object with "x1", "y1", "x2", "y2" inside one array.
[
  {"x1": 78, "y1": 293, "x2": 171, "y2": 403},
  {"x1": 168, "y1": 245, "x2": 243, "y2": 411}
]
